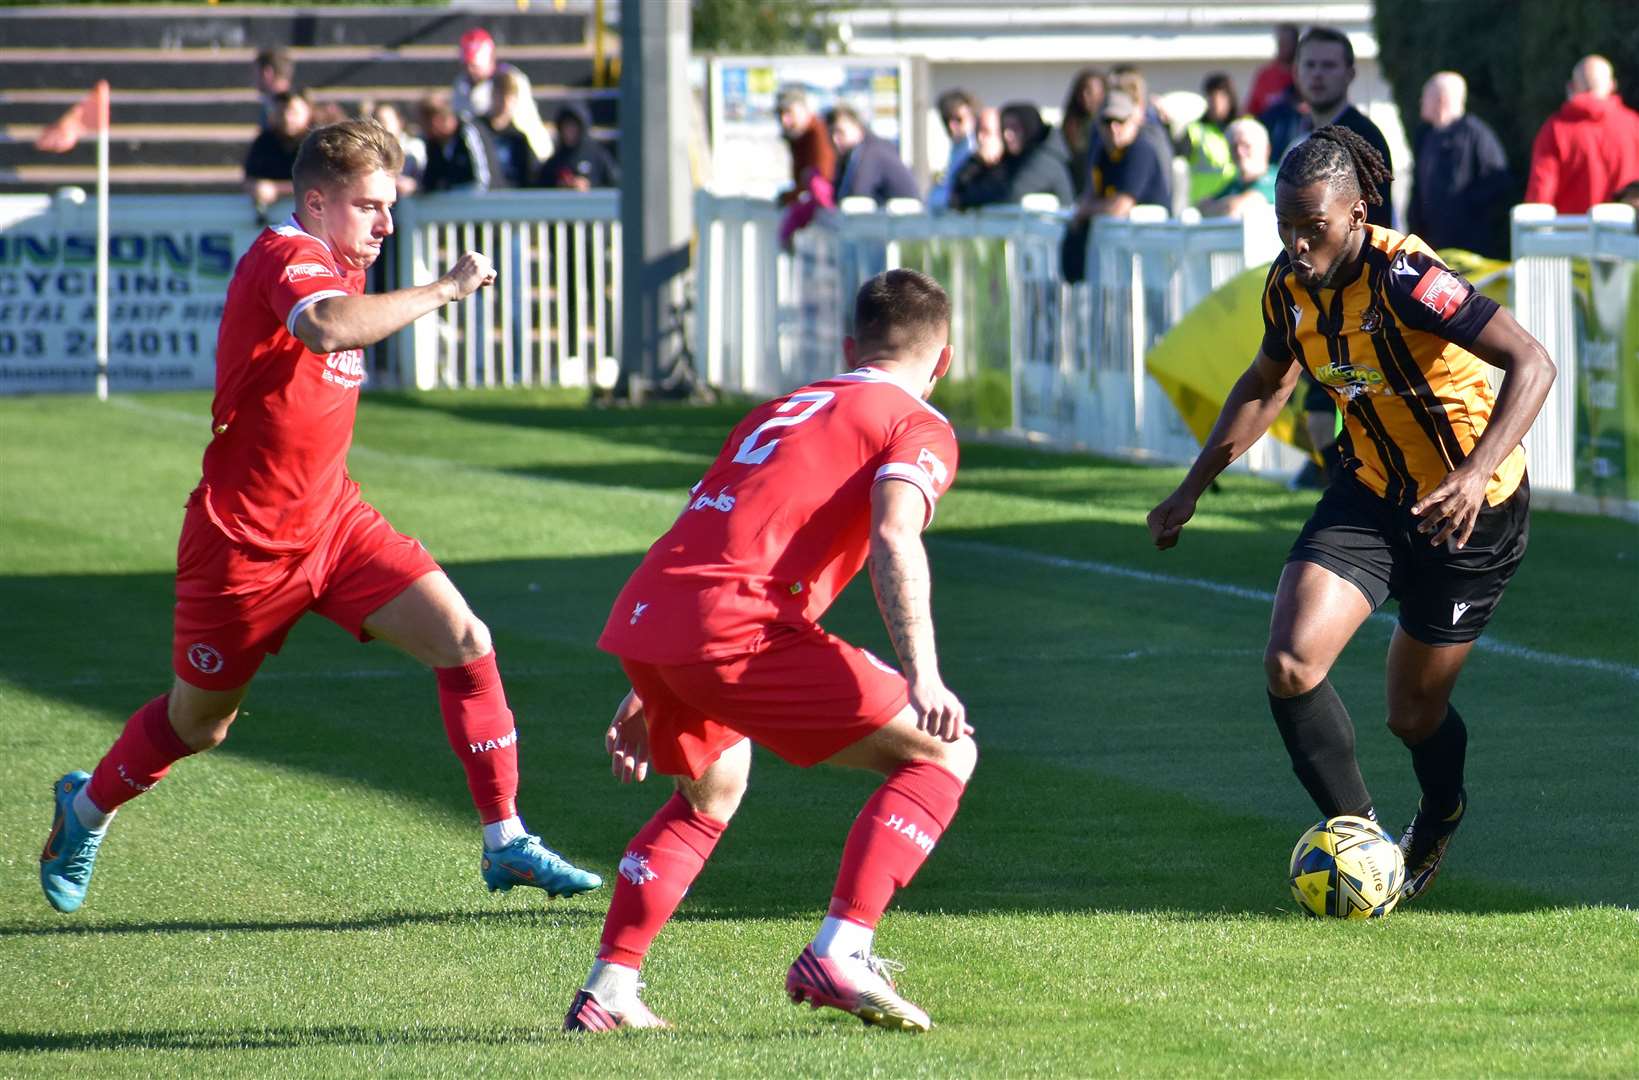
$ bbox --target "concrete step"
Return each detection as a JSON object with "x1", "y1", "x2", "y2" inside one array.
[
  {"x1": 0, "y1": 5, "x2": 593, "y2": 50},
  {"x1": 2, "y1": 123, "x2": 620, "y2": 171},
  {"x1": 0, "y1": 46, "x2": 600, "y2": 92},
  {"x1": 0, "y1": 163, "x2": 245, "y2": 194},
  {"x1": 0, "y1": 87, "x2": 620, "y2": 127}
]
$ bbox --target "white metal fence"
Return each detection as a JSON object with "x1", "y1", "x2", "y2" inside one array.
[
  {"x1": 1509, "y1": 203, "x2": 1639, "y2": 516},
  {"x1": 4, "y1": 188, "x2": 1633, "y2": 515},
  {"x1": 695, "y1": 192, "x2": 1303, "y2": 477},
  {"x1": 389, "y1": 189, "x2": 621, "y2": 391}
]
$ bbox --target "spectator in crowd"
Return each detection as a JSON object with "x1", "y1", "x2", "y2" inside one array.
[
  {"x1": 1410, "y1": 72, "x2": 1510, "y2": 257},
  {"x1": 776, "y1": 86, "x2": 835, "y2": 208},
  {"x1": 253, "y1": 47, "x2": 294, "y2": 129},
  {"x1": 310, "y1": 101, "x2": 349, "y2": 128},
  {"x1": 453, "y1": 27, "x2": 553, "y2": 161},
  {"x1": 243, "y1": 89, "x2": 311, "y2": 218},
  {"x1": 827, "y1": 103, "x2": 919, "y2": 205},
  {"x1": 486, "y1": 70, "x2": 542, "y2": 189},
  {"x1": 1181, "y1": 72, "x2": 1240, "y2": 205},
  {"x1": 369, "y1": 101, "x2": 426, "y2": 195},
  {"x1": 997, "y1": 102, "x2": 1075, "y2": 207},
  {"x1": 949, "y1": 106, "x2": 1007, "y2": 210},
  {"x1": 538, "y1": 102, "x2": 620, "y2": 189},
  {"x1": 1525, "y1": 55, "x2": 1639, "y2": 215},
  {"x1": 1076, "y1": 89, "x2": 1172, "y2": 221},
  {"x1": 419, "y1": 91, "x2": 504, "y2": 192},
  {"x1": 1058, "y1": 68, "x2": 1107, "y2": 198},
  {"x1": 1197, "y1": 116, "x2": 1276, "y2": 217},
  {"x1": 927, "y1": 88, "x2": 980, "y2": 209},
  {"x1": 1109, "y1": 64, "x2": 1177, "y2": 172},
  {"x1": 1262, "y1": 26, "x2": 1393, "y2": 227},
  {"x1": 1245, "y1": 24, "x2": 1299, "y2": 117}
]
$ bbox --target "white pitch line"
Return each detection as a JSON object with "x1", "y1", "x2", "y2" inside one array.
[
  {"x1": 98, "y1": 397, "x2": 1639, "y2": 684},
  {"x1": 938, "y1": 539, "x2": 1639, "y2": 683}
]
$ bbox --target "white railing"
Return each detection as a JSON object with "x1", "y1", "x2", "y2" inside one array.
[
  {"x1": 1511, "y1": 202, "x2": 1639, "y2": 517},
  {"x1": 696, "y1": 193, "x2": 1302, "y2": 476},
  {"x1": 390, "y1": 189, "x2": 621, "y2": 391}
]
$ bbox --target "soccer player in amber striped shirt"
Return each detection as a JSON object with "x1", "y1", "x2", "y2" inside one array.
[{"x1": 1147, "y1": 126, "x2": 1556, "y2": 904}]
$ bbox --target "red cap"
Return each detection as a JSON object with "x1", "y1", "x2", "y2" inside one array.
[{"x1": 460, "y1": 28, "x2": 495, "y2": 65}]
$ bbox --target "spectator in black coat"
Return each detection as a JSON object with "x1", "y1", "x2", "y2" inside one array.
[
  {"x1": 1267, "y1": 26, "x2": 1394, "y2": 228},
  {"x1": 419, "y1": 92, "x2": 505, "y2": 192},
  {"x1": 998, "y1": 103, "x2": 1075, "y2": 207},
  {"x1": 538, "y1": 103, "x2": 620, "y2": 189},
  {"x1": 826, "y1": 103, "x2": 920, "y2": 205},
  {"x1": 485, "y1": 70, "x2": 541, "y2": 190},
  {"x1": 244, "y1": 90, "x2": 311, "y2": 218},
  {"x1": 1410, "y1": 72, "x2": 1511, "y2": 257},
  {"x1": 1078, "y1": 89, "x2": 1172, "y2": 219},
  {"x1": 951, "y1": 107, "x2": 1009, "y2": 209}
]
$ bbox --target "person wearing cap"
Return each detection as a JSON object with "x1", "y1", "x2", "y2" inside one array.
[
  {"x1": 1074, "y1": 89, "x2": 1172, "y2": 223},
  {"x1": 453, "y1": 27, "x2": 554, "y2": 162},
  {"x1": 776, "y1": 86, "x2": 836, "y2": 208}
]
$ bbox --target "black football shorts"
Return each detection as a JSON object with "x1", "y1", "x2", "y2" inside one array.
[{"x1": 1287, "y1": 474, "x2": 1530, "y2": 646}]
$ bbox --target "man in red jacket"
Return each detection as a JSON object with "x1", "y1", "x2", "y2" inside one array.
[
  {"x1": 1525, "y1": 55, "x2": 1639, "y2": 214},
  {"x1": 776, "y1": 86, "x2": 836, "y2": 207}
]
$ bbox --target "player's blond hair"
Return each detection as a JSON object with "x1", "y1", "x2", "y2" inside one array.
[{"x1": 292, "y1": 118, "x2": 404, "y2": 197}]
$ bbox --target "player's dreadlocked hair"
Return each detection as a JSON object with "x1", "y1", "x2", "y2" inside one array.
[{"x1": 1275, "y1": 125, "x2": 1392, "y2": 207}]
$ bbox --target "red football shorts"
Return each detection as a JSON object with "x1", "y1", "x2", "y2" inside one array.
[
  {"x1": 172, "y1": 493, "x2": 441, "y2": 690},
  {"x1": 618, "y1": 626, "x2": 910, "y2": 779}
]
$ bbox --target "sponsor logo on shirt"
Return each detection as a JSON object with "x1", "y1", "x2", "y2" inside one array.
[
  {"x1": 283, "y1": 262, "x2": 336, "y2": 283},
  {"x1": 629, "y1": 601, "x2": 649, "y2": 626},
  {"x1": 1313, "y1": 361, "x2": 1387, "y2": 401},
  {"x1": 321, "y1": 349, "x2": 366, "y2": 389},
  {"x1": 1411, "y1": 267, "x2": 1470, "y2": 319},
  {"x1": 688, "y1": 486, "x2": 735, "y2": 513},
  {"x1": 915, "y1": 447, "x2": 949, "y2": 487}
]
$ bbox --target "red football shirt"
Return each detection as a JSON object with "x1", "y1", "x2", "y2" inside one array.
[
  {"x1": 198, "y1": 217, "x2": 368, "y2": 553},
  {"x1": 599, "y1": 367, "x2": 960, "y2": 664}
]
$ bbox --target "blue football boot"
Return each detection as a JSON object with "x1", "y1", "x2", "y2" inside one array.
[
  {"x1": 40, "y1": 771, "x2": 108, "y2": 914},
  {"x1": 1397, "y1": 788, "x2": 1466, "y2": 904},
  {"x1": 481, "y1": 834, "x2": 603, "y2": 898}
]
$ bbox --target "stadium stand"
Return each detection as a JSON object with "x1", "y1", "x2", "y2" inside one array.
[{"x1": 0, "y1": 5, "x2": 618, "y2": 194}]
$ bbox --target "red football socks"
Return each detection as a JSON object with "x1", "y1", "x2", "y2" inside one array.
[
  {"x1": 86, "y1": 695, "x2": 196, "y2": 813},
  {"x1": 435, "y1": 652, "x2": 521, "y2": 825},
  {"x1": 597, "y1": 792, "x2": 729, "y2": 969},
  {"x1": 827, "y1": 761, "x2": 966, "y2": 929}
]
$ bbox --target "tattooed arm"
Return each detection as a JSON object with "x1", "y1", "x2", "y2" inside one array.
[{"x1": 868, "y1": 477, "x2": 968, "y2": 741}]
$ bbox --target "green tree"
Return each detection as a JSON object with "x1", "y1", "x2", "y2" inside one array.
[
  {"x1": 691, "y1": 0, "x2": 841, "y2": 54},
  {"x1": 1375, "y1": 0, "x2": 1639, "y2": 212}
]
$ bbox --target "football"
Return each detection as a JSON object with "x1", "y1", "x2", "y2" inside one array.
[{"x1": 1289, "y1": 815, "x2": 1406, "y2": 919}]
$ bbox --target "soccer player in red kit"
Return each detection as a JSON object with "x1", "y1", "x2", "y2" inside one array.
[
  {"x1": 562, "y1": 270, "x2": 975, "y2": 1035},
  {"x1": 39, "y1": 119, "x2": 600, "y2": 913}
]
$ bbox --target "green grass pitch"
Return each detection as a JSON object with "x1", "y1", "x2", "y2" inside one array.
[{"x1": 1, "y1": 388, "x2": 1635, "y2": 1078}]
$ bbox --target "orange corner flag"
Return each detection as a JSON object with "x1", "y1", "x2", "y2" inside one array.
[{"x1": 35, "y1": 80, "x2": 109, "y2": 154}]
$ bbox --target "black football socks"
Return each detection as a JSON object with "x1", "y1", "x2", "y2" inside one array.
[
  {"x1": 1269, "y1": 678, "x2": 1376, "y2": 820},
  {"x1": 1405, "y1": 704, "x2": 1468, "y2": 818}
]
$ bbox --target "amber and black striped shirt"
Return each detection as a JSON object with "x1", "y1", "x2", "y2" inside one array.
[{"x1": 1260, "y1": 226, "x2": 1525, "y2": 506}]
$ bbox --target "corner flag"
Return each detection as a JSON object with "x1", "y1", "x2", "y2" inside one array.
[{"x1": 34, "y1": 81, "x2": 110, "y2": 153}]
